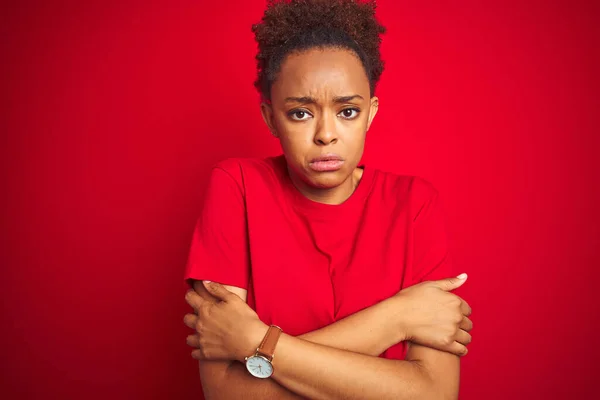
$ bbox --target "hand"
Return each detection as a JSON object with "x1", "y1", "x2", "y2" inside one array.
[
  {"x1": 183, "y1": 281, "x2": 268, "y2": 362},
  {"x1": 395, "y1": 274, "x2": 473, "y2": 356}
]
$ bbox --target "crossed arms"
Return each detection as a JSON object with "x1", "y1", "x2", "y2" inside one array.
[{"x1": 183, "y1": 275, "x2": 472, "y2": 400}]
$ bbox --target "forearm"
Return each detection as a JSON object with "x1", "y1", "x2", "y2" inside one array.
[
  {"x1": 199, "y1": 297, "x2": 404, "y2": 400},
  {"x1": 268, "y1": 335, "x2": 438, "y2": 400},
  {"x1": 191, "y1": 281, "x2": 449, "y2": 399},
  {"x1": 204, "y1": 338, "x2": 441, "y2": 400},
  {"x1": 195, "y1": 303, "x2": 455, "y2": 400},
  {"x1": 299, "y1": 296, "x2": 404, "y2": 356},
  {"x1": 199, "y1": 361, "x2": 304, "y2": 400},
  {"x1": 195, "y1": 279, "x2": 404, "y2": 357}
]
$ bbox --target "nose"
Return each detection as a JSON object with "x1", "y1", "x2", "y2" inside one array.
[{"x1": 314, "y1": 111, "x2": 338, "y2": 146}]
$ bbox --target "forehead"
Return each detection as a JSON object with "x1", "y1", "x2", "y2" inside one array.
[{"x1": 271, "y1": 47, "x2": 370, "y2": 100}]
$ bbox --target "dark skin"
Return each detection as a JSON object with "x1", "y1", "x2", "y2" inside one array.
[
  {"x1": 183, "y1": 47, "x2": 472, "y2": 399},
  {"x1": 260, "y1": 47, "x2": 379, "y2": 205}
]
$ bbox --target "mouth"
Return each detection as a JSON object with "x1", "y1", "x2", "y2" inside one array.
[
  {"x1": 311, "y1": 154, "x2": 343, "y2": 162},
  {"x1": 309, "y1": 154, "x2": 344, "y2": 172}
]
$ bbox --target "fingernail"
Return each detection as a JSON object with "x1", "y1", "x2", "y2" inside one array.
[
  {"x1": 204, "y1": 280, "x2": 211, "y2": 284},
  {"x1": 457, "y1": 273, "x2": 467, "y2": 280}
]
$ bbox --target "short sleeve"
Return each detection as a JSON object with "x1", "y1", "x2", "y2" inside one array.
[
  {"x1": 410, "y1": 178, "x2": 454, "y2": 283},
  {"x1": 184, "y1": 165, "x2": 250, "y2": 289}
]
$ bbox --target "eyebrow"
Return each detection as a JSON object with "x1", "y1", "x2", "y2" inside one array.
[{"x1": 284, "y1": 94, "x2": 364, "y2": 104}]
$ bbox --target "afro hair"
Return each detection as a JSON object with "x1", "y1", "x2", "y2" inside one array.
[{"x1": 252, "y1": 0, "x2": 387, "y2": 101}]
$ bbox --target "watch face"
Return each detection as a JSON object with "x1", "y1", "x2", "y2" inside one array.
[{"x1": 246, "y1": 355, "x2": 273, "y2": 378}]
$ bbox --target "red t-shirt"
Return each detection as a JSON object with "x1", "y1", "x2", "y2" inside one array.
[{"x1": 184, "y1": 155, "x2": 454, "y2": 360}]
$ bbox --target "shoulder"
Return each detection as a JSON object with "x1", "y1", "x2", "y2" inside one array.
[
  {"x1": 209, "y1": 155, "x2": 286, "y2": 192},
  {"x1": 372, "y1": 167, "x2": 439, "y2": 202},
  {"x1": 370, "y1": 167, "x2": 441, "y2": 219},
  {"x1": 212, "y1": 156, "x2": 270, "y2": 178}
]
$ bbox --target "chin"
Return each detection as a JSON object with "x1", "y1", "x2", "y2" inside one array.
[{"x1": 307, "y1": 171, "x2": 347, "y2": 189}]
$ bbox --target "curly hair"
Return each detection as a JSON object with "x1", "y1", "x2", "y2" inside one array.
[{"x1": 252, "y1": 0, "x2": 386, "y2": 102}]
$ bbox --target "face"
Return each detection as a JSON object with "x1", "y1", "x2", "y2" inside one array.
[{"x1": 260, "y1": 47, "x2": 378, "y2": 201}]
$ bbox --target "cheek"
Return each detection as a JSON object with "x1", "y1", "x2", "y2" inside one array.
[
  {"x1": 343, "y1": 126, "x2": 366, "y2": 150},
  {"x1": 281, "y1": 142, "x2": 311, "y2": 171},
  {"x1": 279, "y1": 130, "x2": 312, "y2": 156}
]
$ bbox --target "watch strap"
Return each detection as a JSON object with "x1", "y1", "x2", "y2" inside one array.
[{"x1": 257, "y1": 325, "x2": 282, "y2": 360}]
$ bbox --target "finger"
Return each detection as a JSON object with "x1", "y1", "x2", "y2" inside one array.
[
  {"x1": 183, "y1": 313, "x2": 198, "y2": 329},
  {"x1": 433, "y1": 273, "x2": 468, "y2": 291},
  {"x1": 446, "y1": 341, "x2": 469, "y2": 357},
  {"x1": 191, "y1": 348, "x2": 205, "y2": 360},
  {"x1": 185, "y1": 289, "x2": 205, "y2": 310},
  {"x1": 191, "y1": 280, "x2": 220, "y2": 304},
  {"x1": 454, "y1": 329, "x2": 472, "y2": 347},
  {"x1": 203, "y1": 281, "x2": 235, "y2": 302},
  {"x1": 460, "y1": 316, "x2": 473, "y2": 332},
  {"x1": 460, "y1": 299, "x2": 472, "y2": 316},
  {"x1": 186, "y1": 334, "x2": 200, "y2": 348}
]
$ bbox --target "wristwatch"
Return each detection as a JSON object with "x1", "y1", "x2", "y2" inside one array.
[{"x1": 245, "y1": 325, "x2": 283, "y2": 379}]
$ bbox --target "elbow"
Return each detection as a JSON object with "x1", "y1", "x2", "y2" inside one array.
[
  {"x1": 429, "y1": 388, "x2": 458, "y2": 400},
  {"x1": 403, "y1": 362, "x2": 458, "y2": 400},
  {"x1": 198, "y1": 362, "x2": 235, "y2": 400},
  {"x1": 407, "y1": 385, "x2": 456, "y2": 400},
  {"x1": 407, "y1": 382, "x2": 457, "y2": 400},
  {"x1": 202, "y1": 381, "x2": 234, "y2": 400}
]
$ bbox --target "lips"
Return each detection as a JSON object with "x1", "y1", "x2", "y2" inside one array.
[{"x1": 309, "y1": 154, "x2": 344, "y2": 172}]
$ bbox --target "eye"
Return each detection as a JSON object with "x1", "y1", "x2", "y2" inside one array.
[
  {"x1": 288, "y1": 109, "x2": 312, "y2": 121},
  {"x1": 339, "y1": 108, "x2": 360, "y2": 120}
]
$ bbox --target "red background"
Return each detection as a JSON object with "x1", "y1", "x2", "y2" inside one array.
[{"x1": 2, "y1": 0, "x2": 599, "y2": 399}]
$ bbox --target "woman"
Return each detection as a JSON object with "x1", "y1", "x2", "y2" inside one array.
[{"x1": 183, "y1": 0, "x2": 473, "y2": 399}]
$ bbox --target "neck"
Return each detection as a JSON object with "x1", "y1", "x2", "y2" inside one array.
[{"x1": 288, "y1": 167, "x2": 364, "y2": 205}]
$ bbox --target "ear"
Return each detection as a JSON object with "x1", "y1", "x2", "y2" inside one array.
[
  {"x1": 260, "y1": 102, "x2": 279, "y2": 138},
  {"x1": 366, "y1": 96, "x2": 379, "y2": 132}
]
